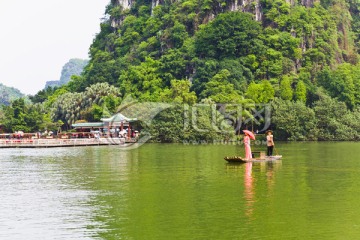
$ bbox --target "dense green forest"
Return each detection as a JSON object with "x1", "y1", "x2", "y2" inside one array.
[{"x1": 1, "y1": 0, "x2": 360, "y2": 141}]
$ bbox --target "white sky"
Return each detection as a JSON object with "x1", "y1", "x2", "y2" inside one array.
[{"x1": 0, "y1": 0, "x2": 109, "y2": 95}]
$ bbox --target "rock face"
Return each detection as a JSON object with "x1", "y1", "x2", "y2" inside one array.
[
  {"x1": 44, "y1": 80, "x2": 61, "y2": 89},
  {"x1": 111, "y1": 0, "x2": 319, "y2": 24},
  {"x1": 59, "y1": 59, "x2": 88, "y2": 85},
  {"x1": 110, "y1": 0, "x2": 133, "y2": 28},
  {"x1": 110, "y1": 0, "x2": 319, "y2": 27},
  {"x1": 301, "y1": 0, "x2": 316, "y2": 7},
  {"x1": 44, "y1": 59, "x2": 88, "y2": 89},
  {"x1": 111, "y1": 0, "x2": 133, "y2": 10},
  {"x1": 228, "y1": 0, "x2": 262, "y2": 21}
]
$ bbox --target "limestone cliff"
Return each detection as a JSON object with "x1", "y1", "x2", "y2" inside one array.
[
  {"x1": 93, "y1": 0, "x2": 357, "y2": 86},
  {"x1": 111, "y1": 0, "x2": 321, "y2": 27}
]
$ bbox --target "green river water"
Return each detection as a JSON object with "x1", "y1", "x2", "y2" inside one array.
[{"x1": 1, "y1": 142, "x2": 360, "y2": 239}]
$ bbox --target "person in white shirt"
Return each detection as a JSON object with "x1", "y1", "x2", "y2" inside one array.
[{"x1": 266, "y1": 130, "x2": 275, "y2": 156}]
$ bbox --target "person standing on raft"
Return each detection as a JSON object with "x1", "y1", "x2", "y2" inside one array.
[
  {"x1": 243, "y1": 132, "x2": 252, "y2": 159},
  {"x1": 266, "y1": 130, "x2": 275, "y2": 156}
]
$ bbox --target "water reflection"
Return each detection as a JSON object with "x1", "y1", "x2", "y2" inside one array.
[
  {"x1": 262, "y1": 161, "x2": 281, "y2": 192},
  {"x1": 3, "y1": 142, "x2": 360, "y2": 239},
  {"x1": 244, "y1": 163, "x2": 254, "y2": 217},
  {"x1": 226, "y1": 160, "x2": 282, "y2": 220},
  {"x1": 245, "y1": 161, "x2": 282, "y2": 219}
]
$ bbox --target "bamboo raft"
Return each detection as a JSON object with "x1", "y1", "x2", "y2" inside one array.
[
  {"x1": 0, "y1": 138, "x2": 135, "y2": 148},
  {"x1": 224, "y1": 151, "x2": 282, "y2": 163},
  {"x1": 224, "y1": 155, "x2": 282, "y2": 163}
]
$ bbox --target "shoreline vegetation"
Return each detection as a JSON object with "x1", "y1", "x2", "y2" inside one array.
[{"x1": 1, "y1": 1, "x2": 360, "y2": 142}]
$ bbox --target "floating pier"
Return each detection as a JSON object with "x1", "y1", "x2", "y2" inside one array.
[{"x1": 0, "y1": 138, "x2": 134, "y2": 148}]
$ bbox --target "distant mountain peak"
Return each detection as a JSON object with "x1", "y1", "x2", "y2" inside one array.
[
  {"x1": 0, "y1": 83, "x2": 25, "y2": 106},
  {"x1": 44, "y1": 58, "x2": 89, "y2": 89}
]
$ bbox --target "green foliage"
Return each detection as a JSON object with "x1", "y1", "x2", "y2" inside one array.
[
  {"x1": 3, "y1": 98, "x2": 28, "y2": 132},
  {"x1": 159, "y1": 48, "x2": 188, "y2": 81},
  {"x1": 46, "y1": 88, "x2": 69, "y2": 108},
  {"x1": 272, "y1": 90, "x2": 360, "y2": 141},
  {"x1": 146, "y1": 103, "x2": 235, "y2": 143},
  {"x1": 317, "y1": 63, "x2": 358, "y2": 109},
  {"x1": 167, "y1": 21, "x2": 188, "y2": 48},
  {"x1": 66, "y1": 75, "x2": 88, "y2": 93},
  {"x1": 80, "y1": 104, "x2": 104, "y2": 122},
  {"x1": 146, "y1": 105, "x2": 187, "y2": 143},
  {"x1": 246, "y1": 80, "x2": 275, "y2": 104},
  {"x1": 279, "y1": 76, "x2": 293, "y2": 100},
  {"x1": 219, "y1": 58, "x2": 253, "y2": 91},
  {"x1": 29, "y1": 86, "x2": 57, "y2": 104},
  {"x1": 349, "y1": 0, "x2": 360, "y2": 54},
  {"x1": 0, "y1": 99, "x2": 48, "y2": 133},
  {"x1": 194, "y1": 12, "x2": 263, "y2": 59},
  {"x1": 200, "y1": 69, "x2": 242, "y2": 103},
  {"x1": 271, "y1": 98, "x2": 317, "y2": 141},
  {"x1": 160, "y1": 79, "x2": 197, "y2": 104},
  {"x1": 51, "y1": 83, "x2": 120, "y2": 128},
  {"x1": 313, "y1": 89, "x2": 360, "y2": 140},
  {"x1": 119, "y1": 57, "x2": 165, "y2": 101},
  {"x1": 294, "y1": 80, "x2": 307, "y2": 103}
]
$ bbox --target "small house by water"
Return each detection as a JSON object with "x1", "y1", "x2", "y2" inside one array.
[{"x1": 71, "y1": 113, "x2": 137, "y2": 138}]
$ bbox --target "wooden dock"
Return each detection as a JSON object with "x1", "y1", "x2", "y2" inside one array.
[{"x1": 0, "y1": 138, "x2": 134, "y2": 148}]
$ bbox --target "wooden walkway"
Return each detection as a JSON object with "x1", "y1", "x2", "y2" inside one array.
[{"x1": 0, "y1": 138, "x2": 133, "y2": 148}]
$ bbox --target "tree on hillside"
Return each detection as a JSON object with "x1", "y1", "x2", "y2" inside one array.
[
  {"x1": 194, "y1": 12, "x2": 263, "y2": 59},
  {"x1": 279, "y1": 76, "x2": 293, "y2": 100},
  {"x1": 160, "y1": 79, "x2": 197, "y2": 105},
  {"x1": 119, "y1": 57, "x2": 166, "y2": 101},
  {"x1": 200, "y1": 69, "x2": 242, "y2": 103},
  {"x1": 246, "y1": 80, "x2": 275, "y2": 104},
  {"x1": 317, "y1": 64, "x2": 356, "y2": 109},
  {"x1": 294, "y1": 80, "x2": 307, "y2": 103}
]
